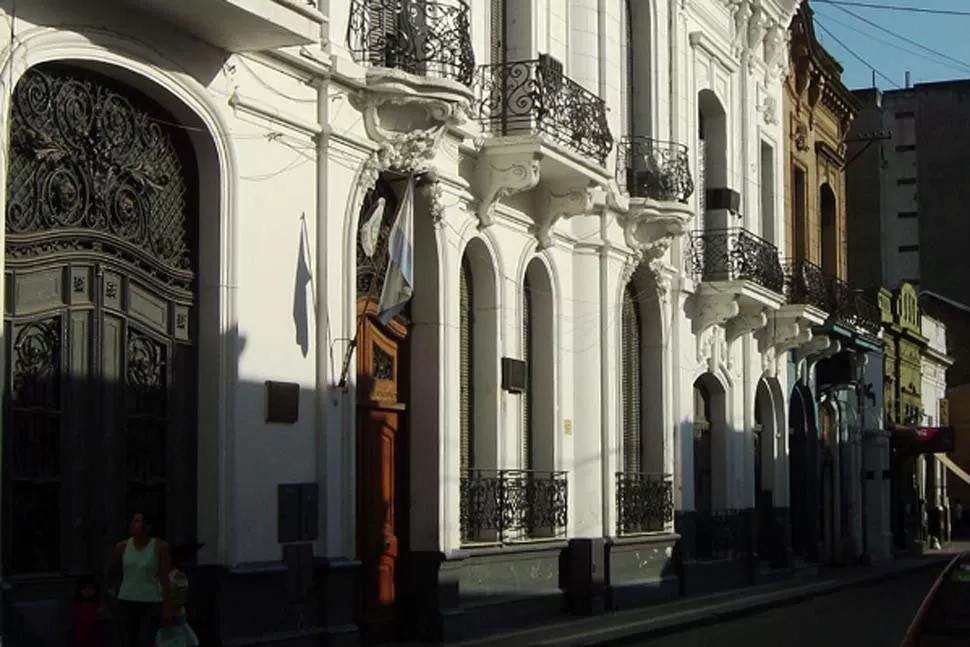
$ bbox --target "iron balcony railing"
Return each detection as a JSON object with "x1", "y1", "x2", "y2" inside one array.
[
  {"x1": 686, "y1": 228, "x2": 785, "y2": 294},
  {"x1": 476, "y1": 55, "x2": 614, "y2": 166},
  {"x1": 785, "y1": 257, "x2": 829, "y2": 312},
  {"x1": 616, "y1": 136, "x2": 695, "y2": 204},
  {"x1": 826, "y1": 277, "x2": 881, "y2": 335},
  {"x1": 459, "y1": 468, "x2": 568, "y2": 545},
  {"x1": 615, "y1": 472, "x2": 675, "y2": 536},
  {"x1": 346, "y1": 0, "x2": 476, "y2": 86}
]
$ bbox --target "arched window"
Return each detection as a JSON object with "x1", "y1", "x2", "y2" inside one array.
[
  {"x1": 523, "y1": 273, "x2": 534, "y2": 470},
  {"x1": 460, "y1": 255, "x2": 474, "y2": 473},
  {"x1": 621, "y1": 284, "x2": 642, "y2": 473}
]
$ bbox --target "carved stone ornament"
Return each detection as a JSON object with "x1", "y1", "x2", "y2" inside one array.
[
  {"x1": 617, "y1": 202, "x2": 693, "y2": 263},
  {"x1": 352, "y1": 69, "x2": 472, "y2": 217},
  {"x1": 795, "y1": 334, "x2": 841, "y2": 366},
  {"x1": 532, "y1": 184, "x2": 595, "y2": 250},
  {"x1": 476, "y1": 152, "x2": 542, "y2": 230},
  {"x1": 754, "y1": 313, "x2": 814, "y2": 376},
  {"x1": 793, "y1": 122, "x2": 810, "y2": 152},
  {"x1": 761, "y1": 94, "x2": 779, "y2": 126},
  {"x1": 725, "y1": 304, "x2": 769, "y2": 343}
]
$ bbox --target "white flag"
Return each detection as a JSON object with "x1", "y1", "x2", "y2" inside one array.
[
  {"x1": 376, "y1": 179, "x2": 414, "y2": 326},
  {"x1": 360, "y1": 197, "x2": 386, "y2": 258}
]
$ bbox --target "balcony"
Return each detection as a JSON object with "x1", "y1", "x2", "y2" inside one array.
[
  {"x1": 615, "y1": 472, "x2": 674, "y2": 536},
  {"x1": 116, "y1": 0, "x2": 325, "y2": 51},
  {"x1": 614, "y1": 137, "x2": 696, "y2": 261},
  {"x1": 347, "y1": 0, "x2": 475, "y2": 86},
  {"x1": 459, "y1": 469, "x2": 569, "y2": 545},
  {"x1": 617, "y1": 137, "x2": 694, "y2": 203},
  {"x1": 826, "y1": 278, "x2": 881, "y2": 336},
  {"x1": 685, "y1": 228, "x2": 787, "y2": 346},
  {"x1": 474, "y1": 55, "x2": 614, "y2": 248},
  {"x1": 688, "y1": 228, "x2": 785, "y2": 294}
]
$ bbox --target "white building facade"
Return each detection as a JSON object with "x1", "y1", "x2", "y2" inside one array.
[
  {"x1": 0, "y1": 0, "x2": 805, "y2": 646},
  {"x1": 921, "y1": 314, "x2": 953, "y2": 545}
]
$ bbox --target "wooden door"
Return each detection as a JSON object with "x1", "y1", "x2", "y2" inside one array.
[{"x1": 356, "y1": 307, "x2": 407, "y2": 641}]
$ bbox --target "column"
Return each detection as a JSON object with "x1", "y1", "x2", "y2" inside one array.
[{"x1": 572, "y1": 243, "x2": 604, "y2": 538}]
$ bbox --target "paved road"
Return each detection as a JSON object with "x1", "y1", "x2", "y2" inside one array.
[{"x1": 632, "y1": 565, "x2": 942, "y2": 647}]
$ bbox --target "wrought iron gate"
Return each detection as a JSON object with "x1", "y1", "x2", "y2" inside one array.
[{"x1": 2, "y1": 64, "x2": 198, "y2": 590}]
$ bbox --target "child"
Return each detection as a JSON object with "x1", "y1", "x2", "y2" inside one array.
[
  {"x1": 72, "y1": 575, "x2": 108, "y2": 647},
  {"x1": 155, "y1": 544, "x2": 201, "y2": 647}
]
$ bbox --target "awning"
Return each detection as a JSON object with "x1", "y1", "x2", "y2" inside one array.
[{"x1": 938, "y1": 453, "x2": 970, "y2": 486}]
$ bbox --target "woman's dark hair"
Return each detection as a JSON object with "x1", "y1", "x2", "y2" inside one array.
[
  {"x1": 74, "y1": 575, "x2": 100, "y2": 602},
  {"x1": 130, "y1": 508, "x2": 154, "y2": 528}
]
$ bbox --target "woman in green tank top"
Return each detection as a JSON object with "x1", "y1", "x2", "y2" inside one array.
[{"x1": 104, "y1": 510, "x2": 173, "y2": 647}]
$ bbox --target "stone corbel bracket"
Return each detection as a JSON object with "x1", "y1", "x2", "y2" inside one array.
[
  {"x1": 754, "y1": 313, "x2": 813, "y2": 377},
  {"x1": 795, "y1": 335, "x2": 842, "y2": 367},
  {"x1": 617, "y1": 205, "x2": 691, "y2": 263},
  {"x1": 475, "y1": 152, "x2": 542, "y2": 230},
  {"x1": 350, "y1": 69, "x2": 471, "y2": 144},
  {"x1": 690, "y1": 293, "x2": 741, "y2": 366},
  {"x1": 725, "y1": 304, "x2": 768, "y2": 344},
  {"x1": 532, "y1": 183, "x2": 596, "y2": 250}
]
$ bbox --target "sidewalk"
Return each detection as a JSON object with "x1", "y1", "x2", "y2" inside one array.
[{"x1": 398, "y1": 546, "x2": 965, "y2": 647}]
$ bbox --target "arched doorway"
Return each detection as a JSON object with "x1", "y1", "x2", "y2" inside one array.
[
  {"x1": 354, "y1": 174, "x2": 409, "y2": 642},
  {"x1": 788, "y1": 383, "x2": 816, "y2": 562},
  {"x1": 754, "y1": 380, "x2": 774, "y2": 563},
  {"x1": 819, "y1": 401, "x2": 838, "y2": 563},
  {"x1": 3, "y1": 62, "x2": 200, "y2": 609},
  {"x1": 693, "y1": 373, "x2": 727, "y2": 559},
  {"x1": 353, "y1": 170, "x2": 439, "y2": 642}
]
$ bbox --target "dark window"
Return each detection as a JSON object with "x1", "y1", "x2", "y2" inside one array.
[
  {"x1": 897, "y1": 178, "x2": 917, "y2": 186},
  {"x1": 459, "y1": 256, "x2": 474, "y2": 473},
  {"x1": 898, "y1": 245, "x2": 920, "y2": 253},
  {"x1": 898, "y1": 211, "x2": 919, "y2": 219},
  {"x1": 621, "y1": 284, "x2": 642, "y2": 474}
]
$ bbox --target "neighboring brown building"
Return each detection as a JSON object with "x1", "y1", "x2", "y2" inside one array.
[{"x1": 784, "y1": 1, "x2": 860, "y2": 280}]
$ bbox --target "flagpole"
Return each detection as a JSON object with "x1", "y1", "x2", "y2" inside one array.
[{"x1": 337, "y1": 174, "x2": 412, "y2": 389}]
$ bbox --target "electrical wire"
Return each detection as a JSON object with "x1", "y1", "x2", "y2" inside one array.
[
  {"x1": 818, "y1": 1, "x2": 970, "y2": 75},
  {"x1": 813, "y1": 19, "x2": 900, "y2": 88},
  {"x1": 814, "y1": 0, "x2": 970, "y2": 18},
  {"x1": 814, "y1": 13, "x2": 970, "y2": 77}
]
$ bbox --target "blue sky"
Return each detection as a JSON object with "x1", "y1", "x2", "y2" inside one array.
[{"x1": 809, "y1": 0, "x2": 970, "y2": 91}]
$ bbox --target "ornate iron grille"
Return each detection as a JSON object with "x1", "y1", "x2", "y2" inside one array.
[
  {"x1": 785, "y1": 257, "x2": 828, "y2": 311},
  {"x1": 686, "y1": 228, "x2": 785, "y2": 294},
  {"x1": 616, "y1": 136, "x2": 694, "y2": 203},
  {"x1": 695, "y1": 509, "x2": 742, "y2": 561},
  {"x1": 7, "y1": 317, "x2": 63, "y2": 574},
  {"x1": 125, "y1": 330, "x2": 170, "y2": 539},
  {"x1": 6, "y1": 66, "x2": 195, "y2": 295},
  {"x1": 459, "y1": 469, "x2": 568, "y2": 545},
  {"x1": 476, "y1": 56, "x2": 614, "y2": 166},
  {"x1": 615, "y1": 472, "x2": 674, "y2": 535},
  {"x1": 825, "y1": 277, "x2": 880, "y2": 334},
  {"x1": 346, "y1": 0, "x2": 476, "y2": 86}
]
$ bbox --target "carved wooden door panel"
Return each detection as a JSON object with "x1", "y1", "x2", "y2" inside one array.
[
  {"x1": 356, "y1": 311, "x2": 407, "y2": 639},
  {"x1": 2, "y1": 64, "x2": 198, "y2": 602}
]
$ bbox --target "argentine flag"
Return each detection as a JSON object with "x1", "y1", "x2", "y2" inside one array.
[{"x1": 376, "y1": 178, "x2": 415, "y2": 326}]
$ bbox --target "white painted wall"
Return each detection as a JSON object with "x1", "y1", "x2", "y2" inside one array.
[{"x1": 0, "y1": 0, "x2": 806, "y2": 574}]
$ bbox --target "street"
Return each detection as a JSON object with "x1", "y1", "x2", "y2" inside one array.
[{"x1": 632, "y1": 565, "x2": 941, "y2": 647}]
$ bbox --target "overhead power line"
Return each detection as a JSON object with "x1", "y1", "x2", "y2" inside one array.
[
  {"x1": 820, "y1": 1, "x2": 970, "y2": 75},
  {"x1": 813, "y1": 19, "x2": 900, "y2": 88},
  {"x1": 816, "y1": 12, "x2": 970, "y2": 76},
  {"x1": 815, "y1": 0, "x2": 970, "y2": 17}
]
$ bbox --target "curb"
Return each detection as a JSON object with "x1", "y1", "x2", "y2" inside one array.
[{"x1": 531, "y1": 555, "x2": 952, "y2": 647}]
